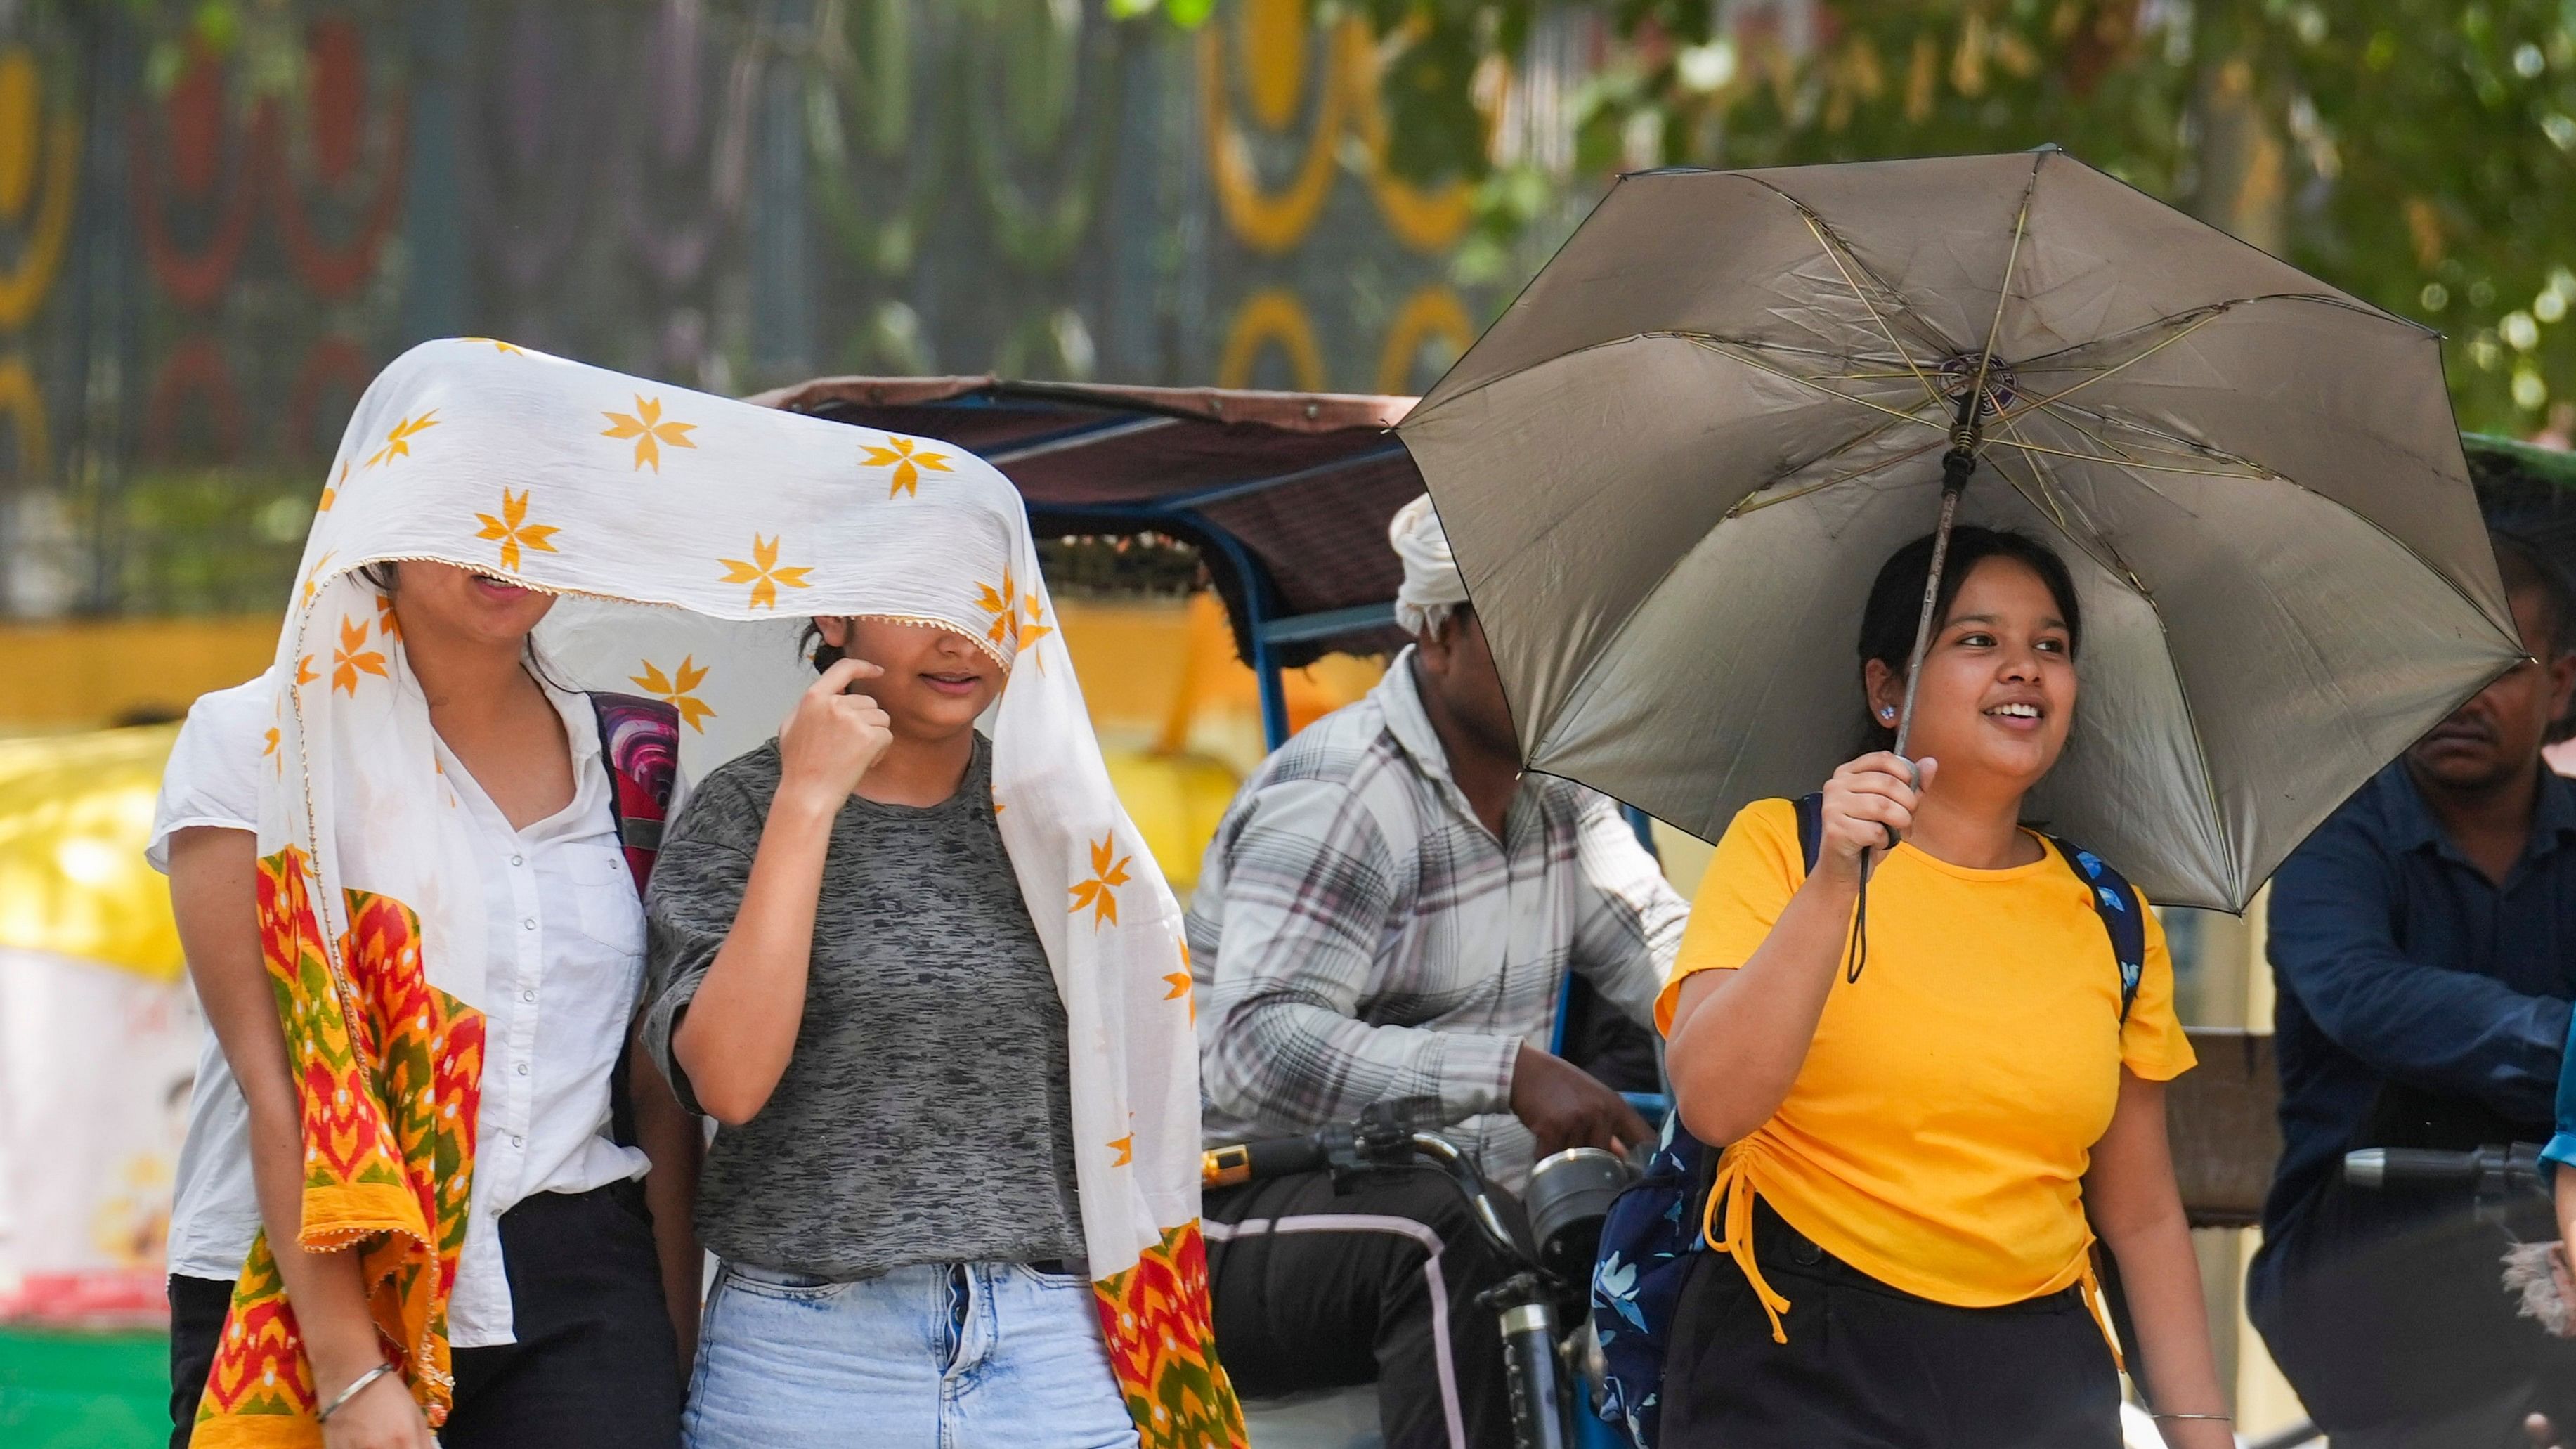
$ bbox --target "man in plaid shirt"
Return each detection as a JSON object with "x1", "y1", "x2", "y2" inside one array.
[{"x1": 1190, "y1": 495, "x2": 1687, "y2": 1449}]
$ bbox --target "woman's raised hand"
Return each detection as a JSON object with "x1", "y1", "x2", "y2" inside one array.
[
  {"x1": 776, "y1": 657, "x2": 893, "y2": 808},
  {"x1": 1814, "y1": 751, "x2": 1937, "y2": 879}
]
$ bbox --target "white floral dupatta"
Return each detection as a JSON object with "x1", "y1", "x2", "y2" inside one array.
[{"x1": 194, "y1": 339, "x2": 1243, "y2": 1449}]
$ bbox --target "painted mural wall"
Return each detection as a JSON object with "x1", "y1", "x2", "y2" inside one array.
[{"x1": 0, "y1": 0, "x2": 1597, "y2": 620}]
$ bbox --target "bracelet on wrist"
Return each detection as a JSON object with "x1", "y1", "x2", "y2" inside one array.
[
  {"x1": 2149, "y1": 1410, "x2": 2233, "y2": 1422},
  {"x1": 316, "y1": 1362, "x2": 400, "y2": 1424}
]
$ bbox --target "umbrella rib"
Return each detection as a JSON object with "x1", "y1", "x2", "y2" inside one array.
[
  {"x1": 2036, "y1": 401, "x2": 2277, "y2": 477},
  {"x1": 1740, "y1": 174, "x2": 1962, "y2": 360},
  {"x1": 1985, "y1": 414, "x2": 2078, "y2": 535},
  {"x1": 2010, "y1": 291, "x2": 2403, "y2": 377},
  {"x1": 1989, "y1": 307, "x2": 2235, "y2": 431},
  {"x1": 1981, "y1": 433, "x2": 2270, "y2": 480},
  {"x1": 2004, "y1": 299, "x2": 2238, "y2": 373},
  {"x1": 1687, "y1": 337, "x2": 1949, "y2": 435},
  {"x1": 1729, "y1": 431, "x2": 1958, "y2": 517},
  {"x1": 1796, "y1": 211, "x2": 1949, "y2": 416},
  {"x1": 1681, "y1": 332, "x2": 1925, "y2": 372},
  {"x1": 1967, "y1": 155, "x2": 2045, "y2": 421},
  {"x1": 1975, "y1": 420, "x2": 2249, "y2": 902}
]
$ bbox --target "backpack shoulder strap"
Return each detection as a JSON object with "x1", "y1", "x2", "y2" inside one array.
[
  {"x1": 1793, "y1": 792, "x2": 1826, "y2": 879},
  {"x1": 587, "y1": 691, "x2": 681, "y2": 896},
  {"x1": 2045, "y1": 835, "x2": 2147, "y2": 1024}
]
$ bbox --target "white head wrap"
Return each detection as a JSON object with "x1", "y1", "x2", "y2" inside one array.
[{"x1": 1388, "y1": 492, "x2": 1469, "y2": 637}]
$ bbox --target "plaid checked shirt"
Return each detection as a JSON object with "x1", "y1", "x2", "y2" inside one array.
[{"x1": 1187, "y1": 649, "x2": 1689, "y2": 1189}]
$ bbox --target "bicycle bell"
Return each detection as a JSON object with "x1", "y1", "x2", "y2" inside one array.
[{"x1": 1523, "y1": 1147, "x2": 1634, "y2": 1279}]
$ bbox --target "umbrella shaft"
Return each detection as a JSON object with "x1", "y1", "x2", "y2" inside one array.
[{"x1": 1890, "y1": 468, "x2": 1972, "y2": 764}]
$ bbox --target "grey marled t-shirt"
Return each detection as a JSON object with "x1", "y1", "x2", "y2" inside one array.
[{"x1": 642, "y1": 734, "x2": 1084, "y2": 1278}]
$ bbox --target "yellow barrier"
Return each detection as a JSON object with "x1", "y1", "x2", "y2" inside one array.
[
  {"x1": 0, "y1": 724, "x2": 182, "y2": 980},
  {"x1": 0, "y1": 618, "x2": 279, "y2": 733},
  {"x1": 0, "y1": 597, "x2": 1389, "y2": 899}
]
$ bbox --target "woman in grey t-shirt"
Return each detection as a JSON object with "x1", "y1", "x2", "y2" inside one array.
[{"x1": 645, "y1": 616, "x2": 1131, "y2": 1449}]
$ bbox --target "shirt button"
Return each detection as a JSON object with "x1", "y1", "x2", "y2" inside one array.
[
  {"x1": 522, "y1": 917, "x2": 537, "y2": 931},
  {"x1": 510, "y1": 1134, "x2": 523, "y2": 1148},
  {"x1": 510, "y1": 854, "x2": 525, "y2": 867},
  {"x1": 515, "y1": 1063, "x2": 528, "y2": 1077},
  {"x1": 521, "y1": 989, "x2": 536, "y2": 1003}
]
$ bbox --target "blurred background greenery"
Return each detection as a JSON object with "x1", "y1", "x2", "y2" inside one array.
[{"x1": 4, "y1": 2, "x2": 2573, "y2": 623}]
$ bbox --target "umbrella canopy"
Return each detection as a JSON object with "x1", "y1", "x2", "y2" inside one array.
[{"x1": 1400, "y1": 148, "x2": 2520, "y2": 911}]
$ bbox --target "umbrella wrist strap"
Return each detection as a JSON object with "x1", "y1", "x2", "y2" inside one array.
[{"x1": 1847, "y1": 867, "x2": 1872, "y2": 984}]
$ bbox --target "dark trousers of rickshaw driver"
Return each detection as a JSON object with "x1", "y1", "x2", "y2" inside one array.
[{"x1": 1204, "y1": 1165, "x2": 1533, "y2": 1449}]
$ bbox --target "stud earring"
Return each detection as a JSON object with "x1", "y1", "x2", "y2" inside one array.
[{"x1": 1880, "y1": 706, "x2": 1897, "y2": 720}]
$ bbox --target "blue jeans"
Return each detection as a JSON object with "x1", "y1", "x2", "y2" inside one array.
[{"x1": 684, "y1": 1261, "x2": 1139, "y2": 1449}]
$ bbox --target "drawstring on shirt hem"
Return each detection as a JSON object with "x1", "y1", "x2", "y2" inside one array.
[
  {"x1": 1700, "y1": 1143, "x2": 2125, "y2": 1367},
  {"x1": 1700, "y1": 1149, "x2": 1793, "y2": 1344},
  {"x1": 2076, "y1": 1247, "x2": 2126, "y2": 1372}
]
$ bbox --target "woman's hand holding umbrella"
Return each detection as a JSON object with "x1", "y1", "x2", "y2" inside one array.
[
  {"x1": 1813, "y1": 751, "x2": 1936, "y2": 879},
  {"x1": 1666, "y1": 748, "x2": 1932, "y2": 1150}
]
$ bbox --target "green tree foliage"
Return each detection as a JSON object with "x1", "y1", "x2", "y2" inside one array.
[{"x1": 1136, "y1": 1, "x2": 2576, "y2": 435}]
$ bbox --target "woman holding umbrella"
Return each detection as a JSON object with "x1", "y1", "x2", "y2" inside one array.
[
  {"x1": 1398, "y1": 146, "x2": 2530, "y2": 1448},
  {"x1": 1657, "y1": 525, "x2": 2230, "y2": 1448}
]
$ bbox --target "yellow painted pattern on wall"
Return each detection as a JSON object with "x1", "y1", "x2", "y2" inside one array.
[
  {"x1": 1375, "y1": 285, "x2": 1476, "y2": 395},
  {"x1": 1216, "y1": 288, "x2": 1327, "y2": 391},
  {"x1": 0, "y1": 354, "x2": 50, "y2": 476},
  {"x1": 0, "y1": 44, "x2": 79, "y2": 332},
  {"x1": 1199, "y1": 9, "x2": 1346, "y2": 256},
  {"x1": 1202, "y1": 11, "x2": 1485, "y2": 259}
]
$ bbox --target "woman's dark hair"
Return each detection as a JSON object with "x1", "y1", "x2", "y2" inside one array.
[
  {"x1": 802, "y1": 618, "x2": 842, "y2": 673},
  {"x1": 1856, "y1": 526, "x2": 2083, "y2": 752}
]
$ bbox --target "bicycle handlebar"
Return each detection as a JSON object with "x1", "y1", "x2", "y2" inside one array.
[
  {"x1": 1201, "y1": 1100, "x2": 1533, "y2": 1269},
  {"x1": 2342, "y1": 1143, "x2": 2547, "y2": 1195},
  {"x1": 1200, "y1": 1135, "x2": 1330, "y2": 1189}
]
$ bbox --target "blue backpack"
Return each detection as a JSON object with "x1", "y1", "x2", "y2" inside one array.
[{"x1": 1588, "y1": 793, "x2": 2146, "y2": 1447}]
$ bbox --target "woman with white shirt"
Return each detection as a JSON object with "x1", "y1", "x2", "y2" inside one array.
[
  {"x1": 154, "y1": 672, "x2": 283, "y2": 1447},
  {"x1": 160, "y1": 560, "x2": 700, "y2": 1449}
]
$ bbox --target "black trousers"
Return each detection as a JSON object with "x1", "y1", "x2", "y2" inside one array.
[
  {"x1": 2249, "y1": 1181, "x2": 2576, "y2": 1446},
  {"x1": 1662, "y1": 1200, "x2": 2122, "y2": 1449},
  {"x1": 167, "y1": 1272, "x2": 235, "y2": 1449},
  {"x1": 1204, "y1": 1167, "x2": 1533, "y2": 1449},
  {"x1": 166, "y1": 1183, "x2": 682, "y2": 1449}
]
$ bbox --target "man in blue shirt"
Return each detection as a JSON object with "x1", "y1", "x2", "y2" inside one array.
[{"x1": 2251, "y1": 535, "x2": 2576, "y2": 1448}]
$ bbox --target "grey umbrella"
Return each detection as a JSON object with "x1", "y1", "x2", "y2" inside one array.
[{"x1": 1398, "y1": 148, "x2": 2520, "y2": 911}]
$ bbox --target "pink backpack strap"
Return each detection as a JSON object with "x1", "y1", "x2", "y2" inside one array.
[{"x1": 587, "y1": 692, "x2": 680, "y2": 895}]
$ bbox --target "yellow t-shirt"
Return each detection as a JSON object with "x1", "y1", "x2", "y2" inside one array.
[{"x1": 1659, "y1": 798, "x2": 2197, "y2": 1327}]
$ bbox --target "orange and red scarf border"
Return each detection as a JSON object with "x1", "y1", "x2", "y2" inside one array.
[{"x1": 191, "y1": 847, "x2": 484, "y2": 1446}]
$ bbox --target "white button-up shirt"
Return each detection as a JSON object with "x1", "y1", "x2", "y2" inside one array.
[
  {"x1": 440, "y1": 683, "x2": 653, "y2": 1347},
  {"x1": 150, "y1": 674, "x2": 277, "y2": 1282}
]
